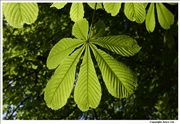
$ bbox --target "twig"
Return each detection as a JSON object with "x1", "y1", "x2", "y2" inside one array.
[
  {"x1": 8, "y1": 97, "x2": 30, "y2": 120},
  {"x1": 87, "y1": 3, "x2": 97, "y2": 40},
  {"x1": 92, "y1": 109, "x2": 98, "y2": 120}
]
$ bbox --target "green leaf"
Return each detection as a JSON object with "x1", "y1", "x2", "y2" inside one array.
[
  {"x1": 156, "y1": 3, "x2": 174, "y2": 29},
  {"x1": 164, "y1": 30, "x2": 175, "y2": 49},
  {"x1": 47, "y1": 38, "x2": 84, "y2": 69},
  {"x1": 87, "y1": 3, "x2": 103, "y2": 9},
  {"x1": 91, "y1": 44, "x2": 137, "y2": 98},
  {"x1": 171, "y1": 22, "x2": 178, "y2": 36},
  {"x1": 124, "y1": 3, "x2": 146, "y2": 23},
  {"x1": 50, "y1": 2, "x2": 67, "y2": 9},
  {"x1": 70, "y1": 3, "x2": 84, "y2": 22},
  {"x1": 74, "y1": 44, "x2": 101, "y2": 111},
  {"x1": 92, "y1": 35, "x2": 141, "y2": 57},
  {"x1": 3, "y1": 3, "x2": 39, "y2": 28},
  {"x1": 72, "y1": 18, "x2": 89, "y2": 40},
  {"x1": 145, "y1": 3, "x2": 156, "y2": 32},
  {"x1": 45, "y1": 46, "x2": 84, "y2": 110},
  {"x1": 90, "y1": 20, "x2": 106, "y2": 39},
  {"x1": 103, "y1": 3, "x2": 121, "y2": 16}
]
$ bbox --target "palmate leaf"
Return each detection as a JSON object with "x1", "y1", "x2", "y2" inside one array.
[
  {"x1": 91, "y1": 35, "x2": 141, "y2": 57},
  {"x1": 146, "y1": 3, "x2": 156, "y2": 32},
  {"x1": 91, "y1": 44, "x2": 137, "y2": 98},
  {"x1": 3, "y1": 3, "x2": 39, "y2": 28},
  {"x1": 47, "y1": 38, "x2": 84, "y2": 69},
  {"x1": 45, "y1": 18, "x2": 140, "y2": 111},
  {"x1": 124, "y1": 3, "x2": 146, "y2": 23},
  {"x1": 103, "y1": 3, "x2": 121, "y2": 16},
  {"x1": 44, "y1": 46, "x2": 84, "y2": 110},
  {"x1": 74, "y1": 44, "x2": 101, "y2": 111},
  {"x1": 70, "y1": 3, "x2": 84, "y2": 22},
  {"x1": 72, "y1": 18, "x2": 89, "y2": 40},
  {"x1": 156, "y1": 3, "x2": 174, "y2": 29},
  {"x1": 50, "y1": 2, "x2": 67, "y2": 9}
]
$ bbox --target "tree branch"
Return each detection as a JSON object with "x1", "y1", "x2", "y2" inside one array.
[
  {"x1": 8, "y1": 97, "x2": 30, "y2": 120},
  {"x1": 92, "y1": 109, "x2": 98, "y2": 120},
  {"x1": 87, "y1": 3, "x2": 97, "y2": 40}
]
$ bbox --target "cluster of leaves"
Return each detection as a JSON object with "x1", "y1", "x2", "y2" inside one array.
[
  {"x1": 3, "y1": 2, "x2": 176, "y2": 32},
  {"x1": 3, "y1": 3, "x2": 178, "y2": 119},
  {"x1": 50, "y1": 2, "x2": 176, "y2": 32},
  {"x1": 3, "y1": 2, "x2": 141, "y2": 111}
]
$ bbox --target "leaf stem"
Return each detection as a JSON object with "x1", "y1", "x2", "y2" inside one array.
[{"x1": 87, "y1": 3, "x2": 97, "y2": 41}]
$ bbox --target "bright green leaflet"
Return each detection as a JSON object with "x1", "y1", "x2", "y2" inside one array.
[
  {"x1": 70, "y1": 3, "x2": 84, "y2": 22},
  {"x1": 3, "y1": 3, "x2": 39, "y2": 28},
  {"x1": 87, "y1": 3, "x2": 103, "y2": 9},
  {"x1": 47, "y1": 38, "x2": 84, "y2": 69},
  {"x1": 45, "y1": 46, "x2": 84, "y2": 110},
  {"x1": 103, "y1": 3, "x2": 121, "y2": 16},
  {"x1": 156, "y1": 3, "x2": 174, "y2": 29},
  {"x1": 91, "y1": 35, "x2": 141, "y2": 57},
  {"x1": 50, "y1": 2, "x2": 67, "y2": 9},
  {"x1": 90, "y1": 20, "x2": 106, "y2": 39},
  {"x1": 91, "y1": 44, "x2": 137, "y2": 98},
  {"x1": 146, "y1": 3, "x2": 156, "y2": 32},
  {"x1": 124, "y1": 3, "x2": 146, "y2": 23},
  {"x1": 74, "y1": 44, "x2": 101, "y2": 111},
  {"x1": 72, "y1": 18, "x2": 89, "y2": 40}
]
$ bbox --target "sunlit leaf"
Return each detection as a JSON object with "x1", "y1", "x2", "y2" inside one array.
[
  {"x1": 70, "y1": 3, "x2": 84, "y2": 22},
  {"x1": 156, "y1": 3, "x2": 174, "y2": 29},
  {"x1": 45, "y1": 46, "x2": 84, "y2": 110},
  {"x1": 124, "y1": 3, "x2": 146, "y2": 23},
  {"x1": 146, "y1": 3, "x2": 156, "y2": 32},
  {"x1": 91, "y1": 35, "x2": 141, "y2": 57},
  {"x1": 91, "y1": 44, "x2": 137, "y2": 98},
  {"x1": 47, "y1": 38, "x2": 84, "y2": 69},
  {"x1": 50, "y1": 2, "x2": 67, "y2": 9},
  {"x1": 103, "y1": 3, "x2": 121, "y2": 16},
  {"x1": 3, "y1": 3, "x2": 39, "y2": 28},
  {"x1": 72, "y1": 18, "x2": 89, "y2": 40},
  {"x1": 74, "y1": 44, "x2": 101, "y2": 111}
]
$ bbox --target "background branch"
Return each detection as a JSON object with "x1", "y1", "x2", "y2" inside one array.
[{"x1": 8, "y1": 97, "x2": 30, "y2": 120}]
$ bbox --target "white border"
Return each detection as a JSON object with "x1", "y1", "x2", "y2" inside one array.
[
  {"x1": 0, "y1": 0, "x2": 180, "y2": 2},
  {"x1": 1, "y1": 1, "x2": 179, "y2": 124}
]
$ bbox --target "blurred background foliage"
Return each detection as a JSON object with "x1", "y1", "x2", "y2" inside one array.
[{"x1": 2, "y1": 3, "x2": 178, "y2": 120}]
